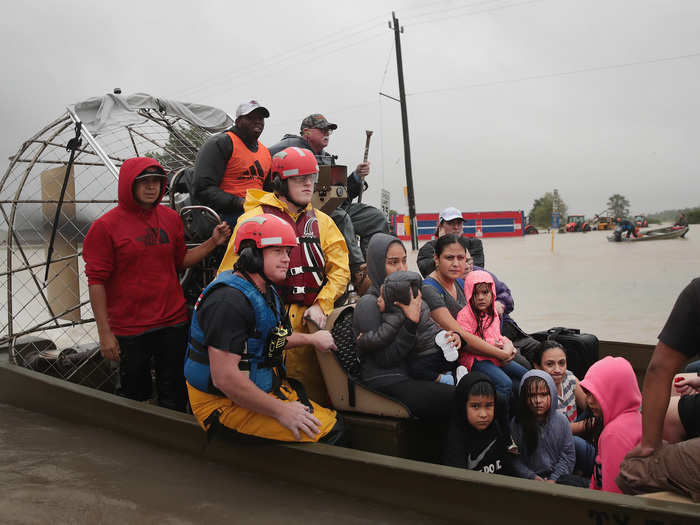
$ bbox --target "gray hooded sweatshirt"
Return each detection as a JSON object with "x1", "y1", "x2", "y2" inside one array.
[
  {"x1": 352, "y1": 234, "x2": 416, "y2": 387},
  {"x1": 509, "y1": 369, "x2": 575, "y2": 481}
]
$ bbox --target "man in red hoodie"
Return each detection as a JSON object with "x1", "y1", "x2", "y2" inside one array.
[{"x1": 84, "y1": 157, "x2": 230, "y2": 411}]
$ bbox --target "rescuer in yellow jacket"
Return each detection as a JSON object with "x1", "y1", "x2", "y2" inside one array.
[{"x1": 218, "y1": 146, "x2": 349, "y2": 403}]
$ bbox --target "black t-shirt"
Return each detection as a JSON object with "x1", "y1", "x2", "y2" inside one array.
[
  {"x1": 196, "y1": 285, "x2": 290, "y2": 355},
  {"x1": 658, "y1": 278, "x2": 700, "y2": 359}
]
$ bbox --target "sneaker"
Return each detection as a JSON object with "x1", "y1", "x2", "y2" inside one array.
[{"x1": 435, "y1": 330, "x2": 458, "y2": 362}]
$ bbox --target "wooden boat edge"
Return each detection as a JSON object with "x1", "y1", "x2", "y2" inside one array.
[{"x1": 0, "y1": 356, "x2": 697, "y2": 524}]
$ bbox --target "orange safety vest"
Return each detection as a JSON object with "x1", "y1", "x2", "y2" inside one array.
[{"x1": 219, "y1": 132, "x2": 271, "y2": 198}]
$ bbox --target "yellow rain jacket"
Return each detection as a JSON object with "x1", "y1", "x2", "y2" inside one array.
[{"x1": 218, "y1": 190, "x2": 350, "y2": 403}]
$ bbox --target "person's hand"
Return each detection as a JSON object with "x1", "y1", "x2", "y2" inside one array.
[
  {"x1": 98, "y1": 330, "x2": 120, "y2": 362},
  {"x1": 394, "y1": 289, "x2": 422, "y2": 324},
  {"x1": 310, "y1": 330, "x2": 337, "y2": 353},
  {"x1": 625, "y1": 443, "x2": 660, "y2": 459},
  {"x1": 276, "y1": 401, "x2": 321, "y2": 441},
  {"x1": 544, "y1": 479, "x2": 556, "y2": 484},
  {"x1": 303, "y1": 303, "x2": 327, "y2": 330},
  {"x1": 494, "y1": 300, "x2": 506, "y2": 317},
  {"x1": 534, "y1": 475, "x2": 546, "y2": 481},
  {"x1": 211, "y1": 222, "x2": 232, "y2": 246},
  {"x1": 500, "y1": 340, "x2": 516, "y2": 364},
  {"x1": 447, "y1": 331, "x2": 462, "y2": 350},
  {"x1": 675, "y1": 375, "x2": 700, "y2": 395},
  {"x1": 355, "y1": 162, "x2": 370, "y2": 178}
]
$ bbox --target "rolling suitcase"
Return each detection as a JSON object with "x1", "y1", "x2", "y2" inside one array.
[{"x1": 530, "y1": 327, "x2": 599, "y2": 379}]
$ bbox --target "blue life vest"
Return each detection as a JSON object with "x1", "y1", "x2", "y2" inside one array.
[{"x1": 185, "y1": 272, "x2": 285, "y2": 395}]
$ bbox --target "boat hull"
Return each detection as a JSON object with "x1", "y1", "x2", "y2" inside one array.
[{"x1": 0, "y1": 345, "x2": 697, "y2": 524}]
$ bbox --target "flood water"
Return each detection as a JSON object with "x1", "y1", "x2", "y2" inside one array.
[
  {"x1": 407, "y1": 225, "x2": 698, "y2": 345},
  {"x1": 0, "y1": 402, "x2": 441, "y2": 524}
]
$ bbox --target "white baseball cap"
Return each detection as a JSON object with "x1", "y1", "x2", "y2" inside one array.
[
  {"x1": 439, "y1": 207, "x2": 463, "y2": 222},
  {"x1": 235, "y1": 100, "x2": 270, "y2": 119}
]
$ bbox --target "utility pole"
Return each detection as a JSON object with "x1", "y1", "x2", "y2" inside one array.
[{"x1": 388, "y1": 11, "x2": 418, "y2": 250}]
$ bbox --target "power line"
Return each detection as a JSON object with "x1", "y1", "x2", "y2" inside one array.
[
  {"x1": 172, "y1": 16, "x2": 387, "y2": 101},
  {"x1": 402, "y1": 0, "x2": 519, "y2": 23},
  {"x1": 407, "y1": 0, "x2": 545, "y2": 27},
  {"x1": 408, "y1": 50, "x2": 700, "y2": 96}
]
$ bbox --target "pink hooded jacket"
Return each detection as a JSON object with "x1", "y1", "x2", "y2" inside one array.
[
  {"x1": 456, "y1": 270, "x2": 504, "y2": 369},
  {"x1": 580, "y1": 356, "x2": 642, "y2": 493}
]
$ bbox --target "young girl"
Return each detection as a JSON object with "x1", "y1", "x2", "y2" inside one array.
[
  {"x1": 442, "y1": 372, "x2": 514, "y2": 474},
  {"x1": 579, "y1": 356, "x2": 642, "y2": 493},
  {"x1": 533, "y1": 341, "x2": 596, "y2": 476},
  {"x1": 510, "y1": 370, "x2": 575, "y2": 482},
  {"x1": 456, "y1": 270, "x2": 527, "y2": 401}
]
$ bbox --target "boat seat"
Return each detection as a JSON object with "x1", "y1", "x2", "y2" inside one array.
[{"x1": 316, "y1": 305, "x2": 411, "y2": 419}]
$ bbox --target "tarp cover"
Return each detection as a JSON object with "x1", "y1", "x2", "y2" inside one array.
[{"x1": 73, "y1": 92, "x2": 233, "y2": 134}]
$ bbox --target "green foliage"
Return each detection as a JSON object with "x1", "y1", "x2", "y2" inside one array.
[
  {"x1": 528, "y1": 192, "x2": 568, "y2": 228},
  {"x1": 647, "y1": 206, "x2": 700, "y2": 224},
  {"x1": 607, "y1": 194, "x2": 630, "y2": 218}
]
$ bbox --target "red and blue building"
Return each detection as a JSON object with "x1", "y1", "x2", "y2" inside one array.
[{"x1": 391, "y1": 211, "x2": 525, "y2": 241}]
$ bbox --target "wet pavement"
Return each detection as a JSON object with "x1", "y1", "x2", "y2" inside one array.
[{"x1": 0, "y1": 403, "x2": 443, "y2": 525}]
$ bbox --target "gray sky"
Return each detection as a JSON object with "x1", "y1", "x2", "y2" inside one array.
[{"x1": 2, "y1": 0, "x2": 700, "y2": 217}]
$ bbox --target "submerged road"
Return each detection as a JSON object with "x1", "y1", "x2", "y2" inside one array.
[{"x1": 0, "y1": 403, "x2": 442, "y2": 525}]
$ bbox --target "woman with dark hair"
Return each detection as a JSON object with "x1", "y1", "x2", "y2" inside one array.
[
  {"x1": 421, "y1": 235, "x2": 521, "y2": 379},
  {"x1": 352, "y1": 233, "x2": 455, "y2": 418}
]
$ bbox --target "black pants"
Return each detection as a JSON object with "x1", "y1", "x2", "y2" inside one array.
[
  {"x1": 332, "y1": 203, "x2": 389, "y2": 268},
  {"x1": 408, "y1": 351, "x2": 454, "y2": 382},
  {"x1": 116, "y1": 324, "x2": 188, "y2": 412},
  {"x1": 377, "y1": 378, "x2": 455, "y2": 419}
]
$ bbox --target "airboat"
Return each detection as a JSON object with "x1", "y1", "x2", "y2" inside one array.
[{"x1": 0, "y1": 92, "x2": 697, "y2": 523}]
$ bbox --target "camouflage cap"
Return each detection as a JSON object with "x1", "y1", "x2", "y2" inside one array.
[{"x1": 300, "y1": 114, "x2": 338, "y2": 132}]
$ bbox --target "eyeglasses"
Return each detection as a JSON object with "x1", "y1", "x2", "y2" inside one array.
[
  {"x1": 314, "y1": 127, "x2": 333, "y2": 136},
  {"x1": 288, "y1": 173, "x2": 319, "y2": 184},
  {"x1": 385, "y1": 257, "x2": 407, "y2": 265}
]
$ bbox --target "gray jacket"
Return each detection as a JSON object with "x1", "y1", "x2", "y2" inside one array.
[
  {"x1": 510, "y1": 370, "x2": 575, "y2": 481},
  {"x1": 353, "y1": 234, "x2": 415, "y2": 387},
  {"x1": 357, "y1": 271, "x2": 442, "y2": 364}
]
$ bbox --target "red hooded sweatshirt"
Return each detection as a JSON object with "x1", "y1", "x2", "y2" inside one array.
[
  {"x1": 83, "y1": 157, "x2": 187, "y2": 336},
  {"x1": 456, "y1": 270, "x2": 505, "y2": 370},
  {"x1": 580, "y1": 356, "x2": 642, "y2": 493}
]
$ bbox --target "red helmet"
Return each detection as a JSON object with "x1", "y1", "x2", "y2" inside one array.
[
  {"x1": 271, "y1": 147, "x2": 319, "y2": 181},
  {"x1": 234, "y1": 214, "x2": 298, "y2": 253}
]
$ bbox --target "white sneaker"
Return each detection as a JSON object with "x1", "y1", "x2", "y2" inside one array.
[
  {"x1": 456, "y1": 365, "x2": 468, "y2": 384},
  {"x1": 435, "y1": 330, "x2": 458, "y2": 362}
]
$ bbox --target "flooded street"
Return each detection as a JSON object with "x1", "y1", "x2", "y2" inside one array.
[{"x1": 407, "y1": 225, "x2": 697, "y2": 345}]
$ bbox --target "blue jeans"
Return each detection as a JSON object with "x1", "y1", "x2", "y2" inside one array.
[
  {"x1": 471, "y1": 359, "x2": 528, "y2": 402},
  {"x1": 573, "y1": 435, "x2": 596, "y2": 478}
]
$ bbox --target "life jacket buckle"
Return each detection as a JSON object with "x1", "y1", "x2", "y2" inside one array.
[
  {"x1": 288, "y1": 266, "x2": 304, "y2": 276},
  {"x1": 291, "y1": 286, "x2": 306, "y2": 294}
]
